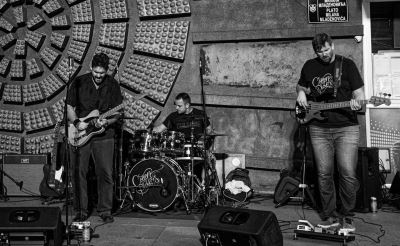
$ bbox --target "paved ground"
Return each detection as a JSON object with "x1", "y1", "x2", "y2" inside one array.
[{"x1": 1, "y1": 195, "x2": 400, "y2": 246}]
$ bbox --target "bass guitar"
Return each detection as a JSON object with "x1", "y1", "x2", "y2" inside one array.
[
  {"x1": 68, "y1": 103, "x2": 125, "y2": 147},
  {"x1": 295, "y1": 95, "x2": 391, "y2": 124},
  {"x1": 39, "y1": 121, "x2": 65, "y2": 197}
]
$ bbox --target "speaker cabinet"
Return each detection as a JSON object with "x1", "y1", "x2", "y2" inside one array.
[
  {"x1": 355, "y1": 147, "x2": 383, "y2": 212},
  {"x1": 1, "y1": 154, "x2": 48, "y2": 196},
  {"x1": 0, "y1": 206, "x2": 64, "y2": 246},
  {"x1": 389, "y1": 171, "x2": 400, "y2": 195},
  {"x1": 198, "y1": 206, "x2": 283, "y2": 246}
]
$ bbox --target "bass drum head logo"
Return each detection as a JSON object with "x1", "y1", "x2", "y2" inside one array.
[{"x1": 309, "y1": 4, "x2": 317, "y2": 13}]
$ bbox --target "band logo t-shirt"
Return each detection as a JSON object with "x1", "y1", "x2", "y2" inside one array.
[{"x1": 298, "y1": 56, "x2": 364, "y2": 127}]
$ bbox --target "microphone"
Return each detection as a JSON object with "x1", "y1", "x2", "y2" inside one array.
[{"x1": 68, "y1": 56, "x2": 73, "y2": 73}]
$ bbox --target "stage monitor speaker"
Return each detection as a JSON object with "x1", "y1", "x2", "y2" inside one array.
[
  {"x1": 355, "y1": 147, "x2": 383, "y2": 212},
  {"x1": 198, "y1": 206, "x2": 283, "y2": 246},
  {"x1": 1, "y1": 154, "x2": 48, "y2": 196},
  {"x1": 0, "y1": 206, "x2": 64, "y2": 246}
]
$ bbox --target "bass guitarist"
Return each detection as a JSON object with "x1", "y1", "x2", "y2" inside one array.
[
  {"x1": 67, "y1": 52, "x2": 123, "y2": 223},
  {"x1": 296, "y1": 33, "x2": 364, "y2": 231}
]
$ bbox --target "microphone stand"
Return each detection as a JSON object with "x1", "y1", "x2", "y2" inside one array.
[
  {"x1": 114, "y1": 66, "x2": 124, "y2": 202},
  {"x1": 63, "y1": 57, "x2": 74, "y2": 246},
  {"x1": 0, "y1": 169, "x2": 23, "y2": 201},
  {"x1": 198, "y1": 57, "x2": 220, "y2": 207}
]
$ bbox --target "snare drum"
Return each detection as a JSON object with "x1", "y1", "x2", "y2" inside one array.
[
  {"x1": 160, "y1": 131, "x2": 185, "y2": 154},
  {"x1": 175, "y1": 144, "x2": 204, "y2": 161},
  {"x1": 130, "y1": 130, "x2": 161, "y2": 153}
]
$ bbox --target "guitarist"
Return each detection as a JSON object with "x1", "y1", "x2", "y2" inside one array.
[
  {"x1": 67, "y1": 53, "x2": 123, "y2": 223},
  {"x1": 296, "y1": 33, "x2": 365, "y2": 231}
]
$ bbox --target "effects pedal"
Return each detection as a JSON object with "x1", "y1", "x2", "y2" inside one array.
[{"x1": 70, "y1": 221, "x2": 92, "y2": 242}]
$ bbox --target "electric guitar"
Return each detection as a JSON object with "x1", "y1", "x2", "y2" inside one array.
[
  {"x1": 295, "y1": 96, "x2": 391, "y2": 124},
  {"x1": 68, "y1": 103, "x2": 125, "y2": 147},
  {"x1": 39, "y1": 121, "x2": 65, "y2": 197}
]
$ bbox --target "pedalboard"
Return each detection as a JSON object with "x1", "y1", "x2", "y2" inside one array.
[{"x1": 294, "y1": 220, "x2": 355, "y2": 246}]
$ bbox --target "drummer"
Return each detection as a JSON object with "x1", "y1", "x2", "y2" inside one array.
[
  {"x1": 152, "y1": 92, "x2": 212, "y2": 183},
  {"x1": 152, "y1": 92, "x2": 212, "y2": 141}
]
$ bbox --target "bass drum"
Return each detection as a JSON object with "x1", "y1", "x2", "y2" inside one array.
[{"x1": 126, "y1": 158, "x2": 184, "y2": 212}]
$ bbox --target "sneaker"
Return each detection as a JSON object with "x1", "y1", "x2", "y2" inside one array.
[
  {"x1": 340, "y1": 217, "x2": 356, "y2": 233},
  {"x1": 99, "y1": 214, "x2": 114, "y2": 223},
  {"x1": 317, "y1": 217, "x2": 340, "y2": 229},
  {"x1": 73, "y1": 213, "x2": 88, "y2": 222}
]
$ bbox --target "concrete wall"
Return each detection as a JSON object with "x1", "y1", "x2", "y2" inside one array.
[{"x1": 0, "y1": 0, "x2": 366, "y2": 193}]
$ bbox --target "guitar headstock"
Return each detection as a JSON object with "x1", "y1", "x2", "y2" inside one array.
[{"x1": 369, "y1": 94, "x2": 391, "y2": 107}]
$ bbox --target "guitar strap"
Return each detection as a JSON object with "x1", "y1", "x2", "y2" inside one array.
[{"x1": 333, "y1": 55, "x2": 343, "y2": 98}]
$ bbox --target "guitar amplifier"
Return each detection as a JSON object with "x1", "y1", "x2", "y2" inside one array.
[{"x1": 1, "y1": 154, "x2": 49, "y2": 196}]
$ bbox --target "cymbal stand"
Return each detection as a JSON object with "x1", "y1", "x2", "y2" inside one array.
[
  {"x1": 205, "y1": 151, "x2": 222, "y2": 206},
  {"x1": 189, "y1": 124, "x2": 196, "y2": 203}
]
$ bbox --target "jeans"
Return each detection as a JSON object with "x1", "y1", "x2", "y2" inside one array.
[
  {"x1": 309, "y1": 125, "x2": 360, "y2": 218},
  {"x1": 70, "y1": 138, "x2": 115, "y2": 216}
]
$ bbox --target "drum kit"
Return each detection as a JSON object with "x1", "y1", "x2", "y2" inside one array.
[{"x1": 116, "y1": 129, "x2": 226, "y2": 214}]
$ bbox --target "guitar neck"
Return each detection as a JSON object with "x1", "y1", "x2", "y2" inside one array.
[
  {"x1": 99, "y1": 103, "x2": 124, "y2": 120},
  {"x1": 50, "y1": 123, "x2": 60, "y2": 172},
  {"x1": 312, "y1": 99, "x2": 369, "y2": 110}
]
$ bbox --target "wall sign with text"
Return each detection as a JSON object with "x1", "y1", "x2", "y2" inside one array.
[{"x1": 308, "y1": 0, "x2": 348, "y2": 23}]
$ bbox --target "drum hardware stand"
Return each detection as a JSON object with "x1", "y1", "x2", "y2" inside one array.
[
  {"x1": 177, "y1": 183, "x2": 191, "y2": 214},
  {"x1": 117, "y1": 161, "x2": 133, "y2": 206}
]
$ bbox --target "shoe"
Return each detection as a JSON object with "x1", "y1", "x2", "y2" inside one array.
[
  {"x1": 99, "y1": 214, "x2": 114, "y2": 223},
  {"x1": 340, "y1": 217, "x2": 356, "y2": 233},
  {"x1": 73, "y1": 213, "x2": 88, "y2": 222},
  {"x1": 317, "y1": 217, "x2": 340, "y2": 229},
  {"x1": 338, "y1": 209, "x2": 355, "y2": 217}
]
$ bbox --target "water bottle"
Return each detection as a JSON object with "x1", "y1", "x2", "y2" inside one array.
[{"x1": 370, "y1": 197, "x2": 378, "y2": 213}]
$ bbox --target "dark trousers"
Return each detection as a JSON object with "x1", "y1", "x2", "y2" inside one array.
[{"x1": 70, "y1": 138, "x2": 115, "y2": 216}]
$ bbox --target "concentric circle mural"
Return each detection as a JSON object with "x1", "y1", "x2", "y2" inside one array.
[{"x1": 0, "y1": 0, "x2": 191, "y2": 154}]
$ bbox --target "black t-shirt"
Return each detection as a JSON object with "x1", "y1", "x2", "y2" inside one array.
[
  {"x1": 298, "y1": 55, "x2": 364, "y2": 128},
  {"x1": 67, "y1": 73, "x2": 123, "y2": 139},
  {"x1": 163, "y1": 108, "x2": 210, "y2": 139}
]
